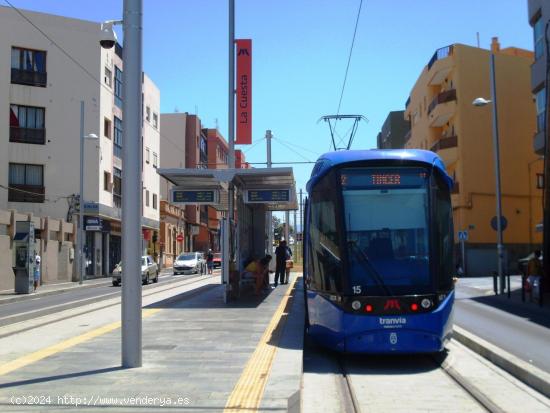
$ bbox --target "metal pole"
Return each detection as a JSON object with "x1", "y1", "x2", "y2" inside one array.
[
  {"x1": 285, "y1": 210, "x2": 290, "y2": 242},
  {"x1": 79, "y1": 101, "x2": 85, "y2": 285},
  {"x1": 461, "y1": 239, "x2": 466, "y2": 276},
  {"x1": 299, "y1": 188, "x2": 303, "y2": 263},
  {"x1": 225, "y1": 0, "x2": 235, "y2": 302},
  {"x1": 293, "y1": 207, "x2": 297, "y2": 258},
  {"x1": 121, "y1": 0, "x2": 143, "y2": 368},
  {"x1": 266, "y1": 130, "x2": 272, "y2": 254},
  {"x1": 489, "y1": 52, "x2": 505, "y2": 295}
]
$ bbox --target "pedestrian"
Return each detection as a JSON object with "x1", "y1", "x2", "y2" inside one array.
[
  {"x1": 284, "y1": 245, "x2": 293, "y2": 284},
  {"x1": 33, "y1": 252, "x2": 41, "y2": 292},
  {"x1": 207, "y1": 249, "x2": 214, "y2": 275},
  {"x1": 527, "y1": 250, "x2": 543, "y2": 302},
  {"x1": 274, "y1": 240, "x2": 290, "y2": 287}
]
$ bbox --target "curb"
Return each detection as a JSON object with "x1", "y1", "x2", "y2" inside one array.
[
  {"x1": 453, "y1": 325, "x2": 550, "y2": 398},
  {"x1": 0, "y1": 279, "x2": 112, "y2": 305}
]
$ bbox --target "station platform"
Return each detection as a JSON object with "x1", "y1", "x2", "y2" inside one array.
[{"x1": 0, "y1": 273, "x2": 304, "y2": 412}]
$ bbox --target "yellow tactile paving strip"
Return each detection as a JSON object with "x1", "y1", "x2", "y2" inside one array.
[{"x1": 224, "y1": 276, "x2": 299, "y2": 412}]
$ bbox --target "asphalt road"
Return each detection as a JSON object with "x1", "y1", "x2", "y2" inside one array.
[
  {"x1": 454, "y1": 277, "x2": 550, "y2": 373},
  {"x1": 0, "y1": 270, "x2": 217, "y2": 328}
]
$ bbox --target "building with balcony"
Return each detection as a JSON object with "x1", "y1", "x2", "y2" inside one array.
[
  {"x1": 376, "y1": 110, "x2": 410, "y2": 149},
  {"x1": 528, "y1": 0, "x2": 550, "y2": 155},
  {"x1": 0, "y1": 6, "x2": 160, "y2": 278},
  {"x1": 404, "y1": 39, "x2": 542, "y2": 275}
]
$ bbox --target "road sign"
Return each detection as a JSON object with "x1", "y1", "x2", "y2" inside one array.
[
  {"x1": 491, "y1": 216, "x2": 508, "y2": 231},
  {"x1": 176, "y1": 234, "x2": 184, "y2": 242},
  {"x1": 458, "y1": 231, "x2": 468, "y2": 241}
]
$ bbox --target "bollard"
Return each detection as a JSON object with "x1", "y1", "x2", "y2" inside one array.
[
  {"x1": 492, "y1": 271, "x2": 498, "y2": 295},
  {"x1": 521, "y1": 274, "x2": 525, "y2": 302},
  {"x1": 507, "y1": 273, "x2": 511, "y2": 299}
]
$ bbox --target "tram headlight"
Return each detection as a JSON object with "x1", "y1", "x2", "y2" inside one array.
[
  {"x1": 351, "y1": 300, "x2": 361, "y2": 310},
  {"x1": 421, "y1": 298, "x2": 432, "y2": 309}
]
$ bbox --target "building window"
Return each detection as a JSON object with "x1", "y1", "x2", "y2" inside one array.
[
  {"x1": 11, "y1": 47, "x2": 47, "y2": 87},
  {"x1": 9, "y1": 104, "x2": 45, "y2": 144},
  {"x1": 113, "y1": 167, "x2": 122, "y2": 208},
  {"x1": 146, "y1": 147, "x2": 150, "y2": 164},
  {"x1": 153, "y1": 113, "x2": 158, "y2": 129},
  {"x1": 534, "y1": 16, "x2": 544, "y2": 60},
  {"x1": 153, "y1": 193, "x2": 157, "y2": 210},
  {"x1": 8, "y1": 163, "x2": 44, "y2": 203},
  {"x1": 104, "y1": 118, "x2": 112, "y2": 139},
  {"x1": 536, "y1": 88, "x2": 546, "y2": 133},
  {"x1": 104, "y1": 171, "x2": 111, "y2": 192},
  {"x1": 145, "y1": 190, "x2": 150, "y2": 207},
  {"x1": 114, "y1": 116, "x2": 123, "y2": 158},
  {"x1": 153, "y1": 152, "x2": 158, "y2": 168},
  {"x1": 114, "y1": 66, "x2": 123, "y2": 108},
  {"x1": 146, "y1": 106, "x2": 151, "y2": 122},
  {"x1": 537, "y1": 173, "x2": 544, "y2": 189},
  {"x1": 104, "y1": 66, "x2": 112, "y2": 87}
]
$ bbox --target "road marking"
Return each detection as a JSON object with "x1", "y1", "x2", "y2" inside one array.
[
  {"x1": 224, "y1": 276, "x2": 298, "y2": 412},
  {"x1": 0, "y1": 308, "x2": 161, "y2": 376}
]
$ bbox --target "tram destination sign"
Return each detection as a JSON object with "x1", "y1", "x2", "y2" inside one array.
[
  {"x1": 246, "y1": 189, "x2": 291, "y2": 203},
  {"x1": 171, "y1": 189, "x2": 220, "y2": 205}
]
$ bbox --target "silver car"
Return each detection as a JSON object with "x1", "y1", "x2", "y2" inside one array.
[
  {"x1": 173, "y1": 252, "x2": 205, "y2": 275},
  {"x1": 112, "y1": 255, "x2": 159, "y2": 286}
]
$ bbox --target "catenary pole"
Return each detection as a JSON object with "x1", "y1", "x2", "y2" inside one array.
[{"x1": 121, "y1": 0, "x2": 143, "y2": 368}]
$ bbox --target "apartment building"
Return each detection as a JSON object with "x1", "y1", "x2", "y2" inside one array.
[
  {"x1": 528, "y1": 0, "x2": 550, "y2": 156},
  {"x1": 159, "y1": 113, "x2": 187, "y2": 267},
  {"x1": 404, "y1": 39, "x2": 542, "y2": 275},
  {"x1": 376, "y1": 110, "x2": 410, "y2": 149},
  {"x1": 0, "y1": 6, "x2": 160, "y2": 277}
]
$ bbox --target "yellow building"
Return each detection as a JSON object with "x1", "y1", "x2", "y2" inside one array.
[{"x1": 404, "y1": 38, "x2": 543, "y2": 276}]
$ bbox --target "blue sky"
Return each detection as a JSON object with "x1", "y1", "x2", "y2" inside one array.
[{"x1": 6, "y1": 0, "x2": 533, "y2": 197}]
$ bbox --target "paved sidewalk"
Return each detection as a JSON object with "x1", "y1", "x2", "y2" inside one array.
[{"x1": 0, "y1": 273, "x2": 303, "y2": 412}]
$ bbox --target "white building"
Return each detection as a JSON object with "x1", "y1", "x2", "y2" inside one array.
[{"x1": 0, "y1": 6, "x2": 160, "y2": 277}]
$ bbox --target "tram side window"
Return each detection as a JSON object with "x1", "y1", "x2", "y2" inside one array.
[
  {"x1": 309, "y1": 174, "x2": 342, "y2": 293},
  {"x1": 435, "y1": 177, "x2": 454, "y2": 290}
]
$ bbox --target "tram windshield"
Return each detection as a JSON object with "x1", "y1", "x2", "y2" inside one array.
[{"x1": 341, "y1": 167, "x2": 431, "y2": 295}]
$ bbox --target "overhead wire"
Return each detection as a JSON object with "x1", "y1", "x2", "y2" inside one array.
[
  {"x1": 333, "y1": 0, "x2": 364, "y2": 148},
  {"x1": 273, "y1": 139, "x2": 312, "y2": 163}
]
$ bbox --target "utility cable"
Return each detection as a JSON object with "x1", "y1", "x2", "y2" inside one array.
[
  {"x1": 273, "y1": 137, "x2": 321, "y2": 157},
  {"x1": 273, "y1": 139, "x2": 312, "y2": 163}
]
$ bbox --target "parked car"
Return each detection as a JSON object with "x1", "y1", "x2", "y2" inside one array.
[
  {"x1": 173, "y1": 252, "x2": 204, "y2": 275},
  {"x1": 213, "y1": 252, "x2": 222, "y2": 268},
  {"x1": 112, "y1": 255, "x2": 159, "y2": 286}
]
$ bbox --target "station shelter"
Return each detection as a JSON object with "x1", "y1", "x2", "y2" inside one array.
[{"x1": 157, "y1": 167, "x2": 297, "y2": 301}]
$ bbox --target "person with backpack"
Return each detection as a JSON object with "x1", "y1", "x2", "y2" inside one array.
[{"x1": 275, "y1": 240, "x2": 291, "y2": 286}]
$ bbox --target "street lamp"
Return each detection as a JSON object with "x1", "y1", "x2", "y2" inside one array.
[
  {"x1": 472, "y1": 52, "x2": 505, "y2": 295},
  {"x1": 78, "y1": 101, "x2": 98, "y2": 287}
]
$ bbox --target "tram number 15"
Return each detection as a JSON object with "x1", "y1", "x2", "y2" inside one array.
[{"x1": 352, "y1": 286, "x2": 362, "y2": 295}]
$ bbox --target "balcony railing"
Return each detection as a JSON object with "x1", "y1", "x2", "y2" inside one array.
[
  {"x1": 427, "y1": 45, "x2": 453, "y2": 71},
  {"x1": 428, "y1": 89, "x2": 457, "y2": 115},
  {"x1": 10, "y1": 127, "x2": 46, "y2": 145},
  {"x1": 430, "y1": 135, "x2": 458, "y2": 152},
  {"x1": 11, "y1": 68, "x2": 47, "y2": 87},
  {"x1": 8, "y1": 184, "x2": 45, "y2": 203}
]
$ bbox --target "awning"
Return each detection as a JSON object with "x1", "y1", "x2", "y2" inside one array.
[{"x1": 157, "y1": 167, "x2": 297, "y2": 211}]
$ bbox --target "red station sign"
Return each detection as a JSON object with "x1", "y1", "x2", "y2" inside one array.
[{"x1": 236, "y1": 39, "x2": 252, "y2": 144}]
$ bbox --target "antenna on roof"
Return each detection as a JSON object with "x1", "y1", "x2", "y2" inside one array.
[{"x1": 318, "y1": 114, "x2": 368, "y2": 151}]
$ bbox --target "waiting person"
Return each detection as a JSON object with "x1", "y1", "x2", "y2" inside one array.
[
  {"x1": 275, "y1": 240, "x2": 291, "y2": 286},
  {"x1": 284, "y1": 248, "x2": 293, "y2": 284},
  {"x1": 207, "y1": 249, "x2": 214, "y2": 275},
  {"x1": 33, "y1": 252, "x2": 41, "y2": 292},
  {"x1": 527, "y1": 250, "x2": 543, "y2": 302}
]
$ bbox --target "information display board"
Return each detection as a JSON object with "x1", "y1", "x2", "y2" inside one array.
[
  {"x1": 245, "y1": 189, "x2": 290, "y2": 203},
  {"x1": 171, "y1": 189, "x2": 219, "y2": 205}
]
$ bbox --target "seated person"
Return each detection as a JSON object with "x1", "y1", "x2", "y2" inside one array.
[
  {"x1": 241, "y1": 255, "x2": 272, "y2": 296},
  {"x1": 258, "y1": 255, "x2": 273, "y2": 293}
]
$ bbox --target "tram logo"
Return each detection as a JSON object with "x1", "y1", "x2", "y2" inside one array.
[{"x1": 383, "y1": 299, "x2": 401, "y2": 310}]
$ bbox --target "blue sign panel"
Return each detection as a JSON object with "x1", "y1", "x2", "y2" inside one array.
[{"x1": 247, "y1": 189, "x2": 290, "y2": 203}]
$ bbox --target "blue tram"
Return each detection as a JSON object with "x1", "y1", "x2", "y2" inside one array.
[{"x1": 303, "y1": 149, "x2": 455, "y2": 353}]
